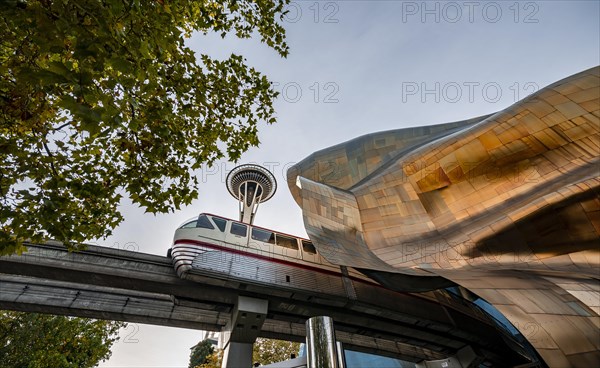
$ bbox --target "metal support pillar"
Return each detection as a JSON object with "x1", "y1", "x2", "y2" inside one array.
[
  {"x1": 305, "y1": 316, "x2": 341, "y2": 368},
  {"x1": 336, "y1": 341, "x2": 346, "y2": 368},
  {"x1": 220, "y1": 296, "x2": 268, "y2": 368}
]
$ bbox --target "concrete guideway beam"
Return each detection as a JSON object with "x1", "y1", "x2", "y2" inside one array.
[{"x1": 0, "y1": 242, "x2": 541, "y2": 364}]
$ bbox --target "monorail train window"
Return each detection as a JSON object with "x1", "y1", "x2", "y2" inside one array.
[
  {"x1": 230, "y1": 222, "x2": 247, "y2": 237},
  {"x1": 180, "y1": 220, "x2": 197, "y2": 229},
  {"x1": 302, "y1": 240, "x2": 317, "y2": 254},
  {"x1": 211, "y1": 217, "x2": 227, "y2": 232},
  {"x1": 251, "y1": 228, "x2": 275, "y2": 244},
  {"x1": 276, "y1": 234, "x2": 298, "y2": 250},
  {"x1": 196, "y1": 215, "x2": 214, "y2": 229}
]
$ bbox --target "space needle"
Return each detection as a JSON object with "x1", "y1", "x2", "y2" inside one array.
[{"x1": 226, "y1": 164, "x2": 277, "y2": 225}]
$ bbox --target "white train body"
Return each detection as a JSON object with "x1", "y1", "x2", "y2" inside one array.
[{"x1": 171, "y1": 214, "x2": 371, "y2": 299}]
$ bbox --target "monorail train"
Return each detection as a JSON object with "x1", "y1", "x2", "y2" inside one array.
[{"x1": 170, "y1": 213, "x2": 375, "y2": 299}]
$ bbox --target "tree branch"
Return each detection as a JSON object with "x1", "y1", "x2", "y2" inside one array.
[{"x1": 42, "y1": 141, "x2": 59, "y2": 177}]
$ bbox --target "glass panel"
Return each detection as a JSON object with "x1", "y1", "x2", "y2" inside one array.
[
  {"x1": 180, "y1": 220, "x2": 197, "y2": 229},
  {"x1": 252, "y1": 228, "x2": 276, "y2": 244},
  {"x1": 212, "y1": 217, "x2": 227, "y2": 232},
  {"x1": 196, "y1": 215, "x2": 214, "y2": 229},
  {"x1": 302, "y1": 240, "x2": 317, "y2": 254},
  {"x1": 276, "y1": 234, "x2": 298, "y2": 250},
  {"x1": 230, "y1": 222, "x2": 247, "y2": 237}
]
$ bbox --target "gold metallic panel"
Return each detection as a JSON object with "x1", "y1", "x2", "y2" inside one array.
[{"x1": 288, "y1": 66, "x2": 600, "y2": 367}]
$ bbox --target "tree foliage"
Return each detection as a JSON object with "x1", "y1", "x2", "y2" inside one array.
[
  {"x1": 193, "y1": 337, "x2": 300, "y2": 367},
  {"x1": 0, "y1": 0, "x2": 289, "y2": 254},
  {"x1": 197, "y1": 346, "x2": 222, "y2": 368},
  {"x1": 252, "y1": 337, "x2": 300, "y2": 365},
  {"x1": 189, "y1": 339, "x2": 215, "y2": 368},
  {"x1": 0, "y1": 311, "x2": 125, "y2": 368}
]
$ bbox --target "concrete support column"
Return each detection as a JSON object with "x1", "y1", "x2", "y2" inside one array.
[
  {"x1": 222, "y1": 342, "x2": 253, "y2": 368},
  {"x1": 220, "y1": 296, "x2": 268, "y2": 368},
  {"x1": 305, "y1": 316, "x2": 341, "y2": 368}
]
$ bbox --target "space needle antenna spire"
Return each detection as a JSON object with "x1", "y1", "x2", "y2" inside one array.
[{"x1": 226, "y1": 164, "x2": 277, "y2": 225}]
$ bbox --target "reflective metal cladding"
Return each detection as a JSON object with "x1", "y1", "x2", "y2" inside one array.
[
  {"x1": 306, "y1": 316, "x2": 341, "y2": 368},
  {"x1": 288, "y1": 66, "x2": 600, "y2": 367}
]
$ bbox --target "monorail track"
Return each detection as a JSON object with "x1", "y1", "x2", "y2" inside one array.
[{"x1": 0, "y1": 242, "x2": 531, "y2": 364}]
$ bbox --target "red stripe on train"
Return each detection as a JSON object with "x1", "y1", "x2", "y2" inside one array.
[{"x1": 174, "y1": 238, "x2": 346, "y2": 278}]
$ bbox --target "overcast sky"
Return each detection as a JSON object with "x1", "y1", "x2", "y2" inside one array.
[{"x1": 98, "y1": 1, "x2": 599, "y2": 366}]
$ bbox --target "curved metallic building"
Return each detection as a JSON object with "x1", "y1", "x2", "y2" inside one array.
[{"x1": 288, "y1": 66, "x2": 600, "y2": 366}]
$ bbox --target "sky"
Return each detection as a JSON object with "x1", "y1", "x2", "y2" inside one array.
[{"x1": 98, "y1": 1, "x2": 599, "y2": 366}]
